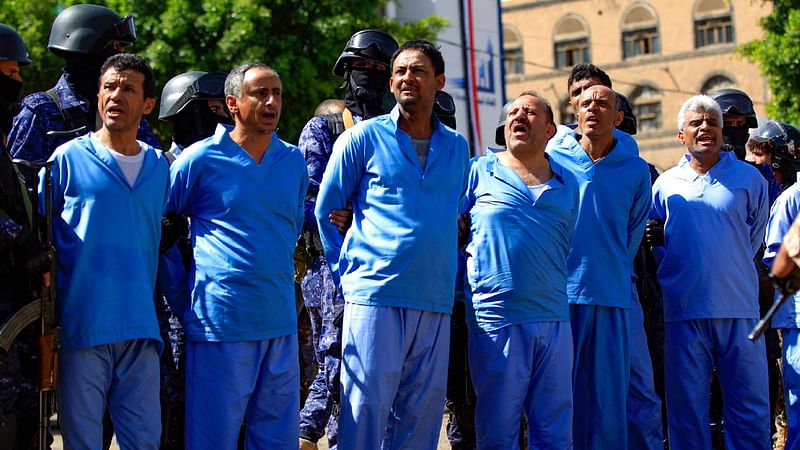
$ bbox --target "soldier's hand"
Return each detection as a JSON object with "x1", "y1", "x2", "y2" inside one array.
[
  {"x1": 645, "y1": 219, "x2": 665, "y2": 247},
  {"x1": 17, "y1": 226, "x2": 53, "y2": 274},
  {"x1": 160, "y1": 212, "x2": 188, "y2": 254},
  {"x1": 329, "y1": 202, "x2": 353, "y2": 235},
  {"x1": 458, "y1": 213, "x2": 470, "y2": 248},
  {"x1": 769, "y1": 271, "x2": 800, "y2": 297}
]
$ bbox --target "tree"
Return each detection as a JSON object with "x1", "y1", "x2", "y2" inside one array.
[
  {"x1": 740, "y1": 0, "x2": 800, "y2": 124},
  {"x1": 1, "y1": 0, "x2": 446, "y2": 145}
]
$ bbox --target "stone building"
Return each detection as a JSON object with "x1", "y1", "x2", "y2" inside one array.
[{"x1": 501, "y1": 0, "x2": 771, "y2": 169}]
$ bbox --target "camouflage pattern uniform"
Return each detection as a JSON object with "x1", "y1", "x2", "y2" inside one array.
[
  {"x1": 297, "y1": 115, "x2": 351, "y2": 449},
  {"x1": 0, "y1": 143, "x2": 41, "y2": 450}
]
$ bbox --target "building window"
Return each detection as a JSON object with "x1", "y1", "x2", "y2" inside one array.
[
  {"x1": 630, "y1": 85, "x2": 662, "y2": 132},
  {"x1": 503, "y1": 26, "x2": 524, "y2": 75},
  {"x1": 554, "y1": 39, "x2": 590, "y2": 68},
  {"x1": 694, "y1": 0, "x2": 735, "y2": 48},
  {"x1": 553, "y1": 15, "x2": 590, "y2": 69},
  {"x1": 623, "y1": 28, "x2": 660, "y2": 58},
  {"x1": 621, "y1": 3, "x2": 660, "y2": 59}
]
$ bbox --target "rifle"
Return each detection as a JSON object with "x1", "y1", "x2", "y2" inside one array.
[
  {"x1": 749, "y1": 291, "x2": 790, "y2": 341},
  {"x1": 11, "y1": 157, "x2": 57, "y2": 450}
]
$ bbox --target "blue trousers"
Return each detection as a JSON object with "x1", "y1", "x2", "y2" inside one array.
[
  {"x1": 184, "y1": 337, "x2": 299, "y2": 450},
  {"x1": 783, "y1": 328, "x2": 800, "y2": 450},
  {"x1": 58, "y1": 339, "x2": 161, "y2": 450},
  {"x1": 570, "y1": 304, "x2": 630, "y2": 450},
  {"x1": 664, "y1": 319, "x2": 770, "y2": 450},
  {"x1": 627, "y1": 287, "x2": 663, "y2": 450},
  {"x1": 338, "y1": 303, "x2": 450, "y2": 450},
  {"x1": 469, "y1": 321, "x2": 573, "y2": 450}
]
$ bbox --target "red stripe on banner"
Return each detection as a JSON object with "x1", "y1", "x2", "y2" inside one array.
[{"x1": 466, "y1": 0, "x2": 482, "y2": 150}]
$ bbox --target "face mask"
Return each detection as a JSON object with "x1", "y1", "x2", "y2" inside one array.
[
  {"x1": 0, "y1": 72, "x2": 23, "y2": 135},
  {"x1": 722, "y1": 126, "x2": 751, "y2": 160},
  {"x1": 344, "y1": 68, "x2": 390, "y2": 119},
  {"x1": 172, "y1": 103, "x2": 233, "y2": 149}
]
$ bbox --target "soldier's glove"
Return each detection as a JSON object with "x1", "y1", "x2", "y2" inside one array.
[
  {"x1": 160, "y1": 212, "x2": 188, "y2": 254},
  {"x1": 769, "y1": 271, "x2": 800, "y2": 297},
  {"x1": 17, "y1": 226, "x2": 53, "y2": 274},
  {"x1": 645, "y1": 219, "x2": 665, "y2": 247}
]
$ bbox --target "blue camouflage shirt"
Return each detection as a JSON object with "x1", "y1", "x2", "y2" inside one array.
[{"x1": 8, "y1": 74, "x2": 161, "y2": 165}]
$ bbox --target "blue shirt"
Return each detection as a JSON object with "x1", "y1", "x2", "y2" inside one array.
[
  {"x1": 763, "y1": 182, "x2": 800, "y2": 328},
  {"x1": 44, "y1": 133, "x2": 169, "y2": 352},
  {"x1": 546, "y1": 128, "x2": 651, "y2": 308},
  {"x1": 651, "y1": 151, "x2": 768, "y2": 322},
  {"x1": 462, "y1": 152, "x2": 579, "y2": 332},
  {"x1": 167, "y1": 124, "x2": 308, "y2": 342},
  {"x1": 8, "y1": 75, "x2": 161, "y2": 165},
  {"x1": 315, "y1": 106, "x2": 470, "y2": 314}
]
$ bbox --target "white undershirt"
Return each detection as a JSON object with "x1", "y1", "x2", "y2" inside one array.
[
  {"x1": 527, "y1": 181, "x2": 549, "y2": 203},
  {"x1": 107, "y1": 146, "x2": 144, "y2": 187}
]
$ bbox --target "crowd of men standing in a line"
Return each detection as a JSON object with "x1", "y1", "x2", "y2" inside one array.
[{"x1": 2, "y1": 3, "x2": 800, "y2": 450}]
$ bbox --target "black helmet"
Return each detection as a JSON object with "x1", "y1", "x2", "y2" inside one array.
[
  {"x1": 332, "y1": 30, "x2": 398, "y2": 77},
  {"x1": 495, "y1": 101, "x2": 513, "y2": 146},
  {"x1": 615, "y1": 92, "x2": 637, "y2": 135},
  {"x1": 0, "y1": 24, "x2": 31, "y2": 65},
  {"x1": 710, "y1": 88, "x2": 758, "y2": 128},
  {"x1": 48, "y1": 4, "x2": 136, "y2": 58},
  {"x1": 159, "y1": 71, "x2": 228, "y2": 121},
  {"x1": 774, "y1": 123, "x2": 800, "y2": 165},
  {"x1": 434, "y1": 91, "x2": 456, "y2": 129}
]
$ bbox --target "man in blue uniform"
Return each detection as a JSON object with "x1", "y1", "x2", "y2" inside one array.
[
  {"x1": 650, "y1": 95, "x2": 770, "y2": 450},
  {"x1": 297, "y1": 29, "x2": 398, "y2": 450},
  {"x1": 44, "y1": 53, "x2": 168, "y2": 450},
  {"x1": 315, "y1": 40, "x2": 470, "y2": 450},
  {"x1": 547, "y1": 84, "x2": 652, "y2": 449},
  {"x1": 462, "y1": 91, "x2": 579, "y2": 448},
  {"x1": 155, "y1": 70, "x2": 230, "y2": 450},
  {"x1": 8, "y1": 4, "x2": 160, "y2": 172},
  {"x1": 167, "y1": 63, "x2": 308, "y2": 449}
]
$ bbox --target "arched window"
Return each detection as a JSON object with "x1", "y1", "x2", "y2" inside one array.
[
  {"x1": 503, "y1": 25, "x2": 524, "y2": 76},
  {"x1": 553, "y1": 15, "x2": 590, "y2": 69},
  {"x1": 559, "y1": 97, "x2": 575, "y2": 125},
  {"x1": 694, "y1": 0, "x2": 734, "y2": 48},
  {"x1": 700, "y1": 74, "x2": 735, "y2": 94},
  {"x1": 621, "y1": 3, "x2": 660, "y2": 59},
  {"x1": 629, "y1": 84, "x2": 663, "y2": 132}
]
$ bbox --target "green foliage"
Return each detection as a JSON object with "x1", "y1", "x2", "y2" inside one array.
[
  {"x1": 0, "y1": 0, "x2": 445, "y2": 145},
  {"x1": 740, "y1": 0, "x2": 800, "y2": 125}
]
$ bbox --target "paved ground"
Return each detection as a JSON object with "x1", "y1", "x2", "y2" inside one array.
[{"x1": 50, "y1": 415, "x2": 453, "y2": 449}]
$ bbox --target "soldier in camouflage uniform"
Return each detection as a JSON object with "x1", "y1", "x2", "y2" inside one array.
[
  {"x1": 0, "y1": 23, "x2": 50, "y2": 450},
  {"x1": 297, "y1": 30, "x2": 398, "y2": 450}
]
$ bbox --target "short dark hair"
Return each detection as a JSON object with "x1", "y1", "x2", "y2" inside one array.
[
  {"x1": 567, "y1": 63, "x2": 612, "y2": 92},
  {"x1": 100, "y1": 53, "x2": 156, "y2": 99},
  {"x1": 390, "y1": 40, "x2": 445, "y2": 75}
]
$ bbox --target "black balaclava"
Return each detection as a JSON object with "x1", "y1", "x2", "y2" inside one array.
[
  {"x1": 172, "y1": 102, "x2": 232, "y2": 149},
  {"x1": 722, "y1": 124, "x2": 751, "y2": 160},
  {"x1": 63, "y1": 51, "x2": 113, "y2": 114},
  {"x1": 344, "y1": 68, "x2": 390, "y2": 119},
  {"x1": 0, "y1": 71, "x2": 23, "y2": 135}
]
